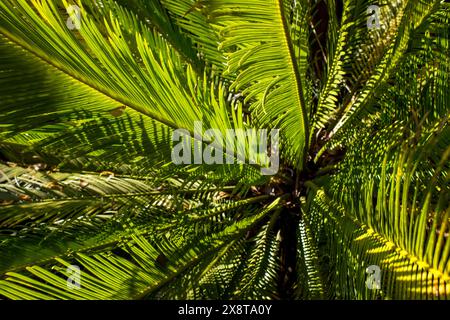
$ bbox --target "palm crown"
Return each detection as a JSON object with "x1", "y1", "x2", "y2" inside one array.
[{"x1": 0, "y1": 0, "x2": 448, "y2": 300}]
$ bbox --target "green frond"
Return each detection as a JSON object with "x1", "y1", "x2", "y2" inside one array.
[
  {"x1": 312, "y1": 0, "x2": 352, "y2": 132},
  {"x1": 160, "y1": 0, "x2": 226, "y2": 69},
  {"x1": 328, "y1": 0, "x2": 448, "y2": 143},
  {"x1": 295, "y1": 217, "x2": 325, "y2": 299},
  {"x1": 0, "y1": 196, "x2": 284, "y2": 299},
  {"x1": 307, "y1": 118, "x2": 450, "y2": 299},
  {"x1": 0, "y1": 0, "x2": 448, "y2": 301},
  {"x1": 207, "y1": 0, "x2": 310, "y2": 170},
  {"x1": 0, "y1": 0, "x2": 228, "y2": 134},
  {"x1": 107, "y1": 0, "x2": 204, "y2": 71}
]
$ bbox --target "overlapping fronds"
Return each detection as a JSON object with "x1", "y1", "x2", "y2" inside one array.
[
  {"x1": 306, "y1": 118, "x2": 449, "y2": 299},
  {"x1": 205, "y1": 0, "x2": 311, "y2": 170},
  {"x1": 0, "y1": 0, "x2": 448, "y2": 300},
  {"x1": 0, "y1": 191, "x2": 285, "y2": 299}
]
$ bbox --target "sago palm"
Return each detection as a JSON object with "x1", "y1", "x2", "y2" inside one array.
[{"x1": 0, "y1": 0, "x2": 448, "y2": 300}]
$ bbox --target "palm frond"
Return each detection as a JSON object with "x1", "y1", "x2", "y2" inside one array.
[{"x1": 207, "y1": 0, "x2": 310, "y2": 170}]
